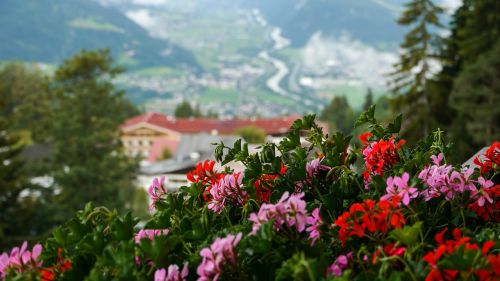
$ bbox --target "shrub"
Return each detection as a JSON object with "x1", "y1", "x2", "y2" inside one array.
[
  {"x1": 2, "y1": 107, "x2": 499, "y2": 281},
  {"x1": 234, "y1": 125, "x2": 266, "y2": 144}
]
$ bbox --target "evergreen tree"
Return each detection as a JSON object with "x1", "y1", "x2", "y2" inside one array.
[
  {"x1": 450, "y1": 42, "x2": 500, "y2": 146},
  {"x1": 363, "y1": 88, "x2": 374, "y2": 111},
  {"x1": 0, "y1": 63, "x2": 52, "y2": 141},
  {"x1": 390, "y1": 0, "x2": 444, "y2": 141},
  {"x1": 175, "y1": 101, "x2": 196, "y2": 118},
  {"x1": 0, "y1": 119, "x2": 49, "y2": 249},
  {"x1": 320, "y1": 96, "x2": 354, "y2": 134},
  {"x1": 457, "y1": 0, "x2": 500, "y2": 65},
  {"x1": 47, "y1": 49, "x2": 138, "y2": 219},
  {"x1": 432, "y1": 0, "x2": 500, "y2": 161}
]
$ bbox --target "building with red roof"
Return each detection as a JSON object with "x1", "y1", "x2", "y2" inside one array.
[{"x1": 120, "y1": 112, "x2": 304, "y2": 161}]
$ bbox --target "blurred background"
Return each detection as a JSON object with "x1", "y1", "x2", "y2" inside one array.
[{"x1": 0, "y1": 0, "x2": 498, "y2": 249}]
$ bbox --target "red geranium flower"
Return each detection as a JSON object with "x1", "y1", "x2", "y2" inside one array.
[
  {"x1": 253, "y1": 164, "x2": 287, "y2": 203},
  {"x1": 359, "y1": 133, "x2": 406, "y2": 185},
  {"x1": 334, "y1": 197, "x2": 406, "y2": 246},
  {"x1": 186, "y1": 160, "x2": 223, "y2": 202},
  {"x1": 468, "y1": 184, "x2": 500, "y2": 222},
  {"x1": 474, "y1": 142, "x2": 500, "y2": 174}
]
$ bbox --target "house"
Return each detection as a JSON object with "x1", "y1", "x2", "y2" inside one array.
[
  {"x1": 137, "y1": 133, "x2": 242, "y2": 191},
  {"x1": 119, "y1": 112, "x2": 303, "y2": 161}
]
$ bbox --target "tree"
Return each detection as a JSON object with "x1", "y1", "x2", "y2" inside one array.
[
  {"x1": 320, "y1": 96, "x2": 354, "y2": 134},
  {"x1": 450, "y1": 42, "x2": 500, "y2": 146},
  {"x1": 47, "y1": 49, "x2": 139, "y2": 219},
  {"x1": 0, "y1": 63, "x2": 52, "y2": 141},
  {"x1": 174, "y1": 101, "x2": 202, "y2": 118},
  {"x1": 431, "y1": 0, "x2": 500, "y2": 161},
  {"x1": 363, "y1": 88, "x2": 374, "y2": 111},
  {"x1": 389, "y1": 0, "x2": 444, "y2": 141},
  {"x1": 235, "y1": 126, "x2": 266, "y2": 144},
  {"x1": 457, "y1": 0, "x2": 500, "y2": 65},
  {"x1": 160, "y1": 147, "x2": 172, "y2": 160},
  {"x1": 0, "y1": 119, "x2": 50, "y2": 249}
]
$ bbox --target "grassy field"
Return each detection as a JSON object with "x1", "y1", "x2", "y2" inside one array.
[
  {"x1": 133, "y1": 66, "x2": 187, "y2": 77},
  {"x1": 69, "y1": 18, "x2": 123, "y2": 33},
  {"x1": 315, "y1": 84, "x2": 389, "y2": 109},
  {"x1": 199, "y1": 87, "x2": 240, "y2": 104}
]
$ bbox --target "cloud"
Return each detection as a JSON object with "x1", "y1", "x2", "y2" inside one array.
[
  {"x1": 302, "y1": 32, "x2": 398, "y2": 87},
  {"x1": 131, "y1": 0, "x2": 168, "y2": 6},
  {"x1": 126, "y1": 9, "x2": 157, "y2": 29},
  {"x1": 441, "y1": 0, "x2": 462, "y2": 13}
]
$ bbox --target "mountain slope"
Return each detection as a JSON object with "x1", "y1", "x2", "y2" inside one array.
[
  {"x1": 240, "y1": 0, "x2": 405, "y2": 48},
  {"x1": 0, "y1": 0, "x2": 200, "y2": 70}
]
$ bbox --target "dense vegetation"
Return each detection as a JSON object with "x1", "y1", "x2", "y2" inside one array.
[
  {"x1": 0, "y1": 50, "x2": 143, "y2": 249},
  {"x1": 1, "y1": 111, "x2": 499, "y2": 280}
]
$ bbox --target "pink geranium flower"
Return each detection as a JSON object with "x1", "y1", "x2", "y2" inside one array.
[
  {"x1": 306, "y1": 207, "x2": 323, "y2": 245},
  {"x1": 0, "y1": 241, "x2": 43, "y2": 279},
  {"x1": 196, "y1": 233, "x2": 242, "y2": 281},
  {"x1": 471, "y1": 177, "x2": 494, "y2": 207},
  {"x1": 155, "y1": 262, "x2": 189, "y2": 281},
  {"x1": 207, "y1": 172, "x2": 248, "y2": 214},
  {"x1": 149, "y1": 176, "x2": 167, "y2": 210},
  {"x1": 381, "y1": 173, "x2": 418, "y2": 206},
  {"x1": 249, "y1": 192, "x2": 308, "y2": 235}
]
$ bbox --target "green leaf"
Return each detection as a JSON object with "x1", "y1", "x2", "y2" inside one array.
[{"x1": 389, "y1": 222, "x2": 422, "y2": 246}]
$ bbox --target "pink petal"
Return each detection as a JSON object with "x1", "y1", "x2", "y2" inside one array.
[{"x1": 32, "y1": 244, "x2": 42, "y2": 261}]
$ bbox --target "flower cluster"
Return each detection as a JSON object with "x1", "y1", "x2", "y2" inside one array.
[
  {"x1": 359, "y1": 132, "x2": 406, "y2": 185},
  {"x1": 467, "y1": 184, "x2": 500, "y2": 222},
  {"x1": 197, "y1": 233, "x2": 242, "y2": 281},
  {"x1": 334, "y1": 198, "x2": 406, "y2": 246},
  {"x1": 207, "y1": 172, "x2": 248, "y2": 214},
  {"x1": 155, "y1": 263, "x2": 189, "y2": 281},
  {"x1": 134, "y1": 229, "x2": 170, "y2": 244},
  {"x1": 187, "y1": 160, "x2": 223, "y2": 202},
  {"x1": 306, "y1": 208, "x2": 323, "y2": 245},
  {"x1": 253, "y1": 164, "x2": 288, "y2": 203},
  {"x1": 248, "y1": 192, "x2": 308, "y2": 235},
  {"x1": 423, "y1": 228, "x2": 499, "y2": 281},
  {"x1": 418, "y1": 154, "x2": 477, "y2": 201},
  {"x1": 327, "y1": 252, "x2": 353, "y2": 277},
  {"x1": 381, "y1": 172, "x2": 418, "y2": 206},
  {"x1": 474, "y1": 142, "x2": 500, "y2": 174},
  {"x1": 0, "y1": 241, "x2": 42, "y2": 279},
  {"x1": 40, "y1": 248, "x2": 71, "y2": 281},
  {"x1": 148, "y1": 176, "x2": 168, "y2": 210},
  {"x1": 296, "y1": 157, "x2": 331, "y2": 191},
  {"x1": 419, "y1": 154, "x2": 496, "y2": 210}
]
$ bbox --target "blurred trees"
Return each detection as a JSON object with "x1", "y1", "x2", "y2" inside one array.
[
  {"x1": 235, "y1": 125, "x2": 266, "y2": 144},
  {"x1": 174, "y1": 100, "x2": 202, "y2": 118},
  {"x1": 431, "y1": 0, "x2": 500, "y2": 161},
  {"x1": 0, "y1": 64, "x2": 52, "y2": 141},
  {"x1": 320, "y1": 96, "x2": 355, "y2": 134},
  {"x1": 0, "y1": 50, "x2": 141, "y2": 248},
  {"x1": 450, "y1": 42, "x2": 500, "y2": 145},
  {"x1": 390, "y1": 0, "x2": 444, "y2": 142},
  {"x1": 47, "y1": 49, "x2": 138, "y2": 218},
  {"x1": 0, "y1": 119, "x2": 51, "y2": 249}
]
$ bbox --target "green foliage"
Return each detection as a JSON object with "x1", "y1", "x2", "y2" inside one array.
[
  {"x1": 390, "y1": 0, "x2": 444, "y2": 142},
  {"x1": 234, "y1": 125, "x2": 266, "y2": 144},
  {"x1": 46, "y1": 49, "x2": 139, "y2": 219},
  {"x1": 363, "y1": 88, "x2": 374, "y2": 111},
  {"x1": 160, "y1": 147, "x2": 173, "y2": 160},
  {"x1": 450, "y1": 42, "x2": 500, "y2": 145},
  {"x1": 174, "y1": 101, "x2": 202, "y2": 118},
  {"x1": 3, "y1": 109, "x2": 499, "y2": 280},
  {"x1": 0, "y1": 119, "x2": 49, "y2": 249},
  {"x1": 0, "y1": 63, "x2": 52, "y2": 141},
  {"x1": 320, "y1": 96, "x2": 355, "y2": 134}
]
